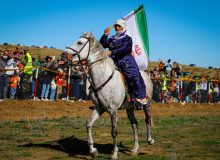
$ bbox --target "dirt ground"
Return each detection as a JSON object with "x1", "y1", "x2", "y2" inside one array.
[
  {"x1": 0, "y1": 100, "x2": 219, "y2": 121},
  {"x1": 0, "y1": 100, "x2": 220, "y2": 160}
]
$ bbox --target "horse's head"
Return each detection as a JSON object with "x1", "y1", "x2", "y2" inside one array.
[{"x1": 66, "y1": 32, "x2": 103, "y2": 64}]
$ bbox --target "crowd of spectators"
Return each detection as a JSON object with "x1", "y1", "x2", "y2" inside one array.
[
  {"x1": 148, "y1": 59, "x2": 220, "y2": 104},
  {"x1": 0, "y1": 48, "x2": 219, "y2": 104},
  {"x1": 0, "y1": 47, "x2": 87, "y2": 101}
]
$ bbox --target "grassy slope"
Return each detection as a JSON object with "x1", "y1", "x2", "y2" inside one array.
[
  {"x1": 1, "y1": 44, "x2": 220, "y2": 78},
  {"x1": 0, "y1": 45, "x2": 63, "y2": 60}
]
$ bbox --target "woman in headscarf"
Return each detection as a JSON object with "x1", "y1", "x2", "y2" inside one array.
[{"x1": 100, "y1": 19, "x2": 147, "y2": 110}]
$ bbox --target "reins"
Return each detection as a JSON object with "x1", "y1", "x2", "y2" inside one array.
[{"x1": 66, "y1": 34, "x2": 115, "y2": 108}]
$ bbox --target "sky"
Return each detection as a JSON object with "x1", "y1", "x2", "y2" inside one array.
[{"x1": 0, "y1": 0, "x2": 219, "y2": 68}]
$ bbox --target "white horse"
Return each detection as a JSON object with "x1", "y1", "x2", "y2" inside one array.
[{"x1": 66, "y1": 32, "x2": 154, "y2": 160}]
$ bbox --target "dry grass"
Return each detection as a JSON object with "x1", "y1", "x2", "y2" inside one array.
[{"x1": 0, "y1": 100, "x2": 220, "y2": 159}]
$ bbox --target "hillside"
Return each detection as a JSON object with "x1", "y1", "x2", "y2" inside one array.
[
  {"x1": 0, "y1": 44, "x2": 63, "y2": 59},
  {"x1": 148, "y1": 61, "x2": 220, "y2": 79},
  {"x1": 1, "y1": 44, "x2": 220, "y2": 79}
]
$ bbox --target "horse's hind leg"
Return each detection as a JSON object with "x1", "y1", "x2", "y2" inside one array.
[
  {"x1": 143, "y1": 103, "x2": 154, "y2": 144},
  {"x1": 126, "y1": 108, "x2": 139, "y2": 155},
  {"x1": 110, "y1": 112, "x2": 118, "y2": 160},
  {"x1": 86, "y1": 107, "x2": 103, "y2": 158}
]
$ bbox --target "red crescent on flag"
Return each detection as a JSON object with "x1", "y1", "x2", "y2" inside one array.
[{"x1": 135, "y1": 45, "x2": 141, "y2": 55}]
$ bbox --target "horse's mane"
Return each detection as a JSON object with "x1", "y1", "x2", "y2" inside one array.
[{"x1": 83, "y1": 32, "x2": 116, "y2": 71}]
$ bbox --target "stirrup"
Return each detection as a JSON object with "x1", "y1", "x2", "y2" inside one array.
[{"x1": 134, "y1": 101, "x2": 144, "y2": 110}]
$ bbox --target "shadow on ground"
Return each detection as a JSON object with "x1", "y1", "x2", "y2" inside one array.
[{"x1": 19, "y1": 135, "x2": 132, "y2": 157}]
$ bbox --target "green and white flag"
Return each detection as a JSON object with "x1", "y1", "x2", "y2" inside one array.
[{"x1": 123, "y1": 5, "x2": 150, "y2": 71}]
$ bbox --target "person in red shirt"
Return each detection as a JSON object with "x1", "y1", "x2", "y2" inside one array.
[{"x1": 55, "y1": 69, "x2": 63, "y2": 100}]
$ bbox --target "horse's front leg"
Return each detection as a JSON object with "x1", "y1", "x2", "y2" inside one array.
[
  {"x1": 110, "y1": 112, "x2": 118, "y2": 160},
  {"x1": 126, "y1": 108, "x2": 139, "y2": 155},
  {"x1": 86, "y1": 107, "x2": 103, "y2": 158},
  {"x1": 143, "y1": 103, "x2": 154, "y2": 144}
]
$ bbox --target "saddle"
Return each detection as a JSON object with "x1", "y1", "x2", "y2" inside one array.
[
  {"x1": 118, "y1": 71, "x2": 150, "y2": 110},
  {"x1": 118, "y1": 71, "x2": 130, "y2": 100}
]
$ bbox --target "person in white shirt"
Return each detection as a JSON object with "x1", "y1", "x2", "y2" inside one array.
[{"x1": 3, "y1": 50, "x2": 18, "y2": 99}]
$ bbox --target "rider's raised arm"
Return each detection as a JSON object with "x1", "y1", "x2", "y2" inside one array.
[{"x1": 99, "y1": 34, "x2": 111, "y2": 48}]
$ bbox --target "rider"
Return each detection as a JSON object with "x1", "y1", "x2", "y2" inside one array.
[{"x1": 100, "y1": 19, "x2": 148, "y2": 110}]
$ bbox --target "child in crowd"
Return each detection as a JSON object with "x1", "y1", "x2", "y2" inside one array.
[
  {"x1": 10, "y1": 73, "x2": 20, "y2": 99},
  {"x1": 55, "y1": 68, "x2": 63, "y2": 100},
  {"x1": 50, "y1": 78, "x2": 57, "y2": 101}
]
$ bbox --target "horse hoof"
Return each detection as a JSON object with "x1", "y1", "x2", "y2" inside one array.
[
  {"x1": 111, "y1": 156, "x2": 118, "y2": 160},
  {"x1": 148, "y1": 138, "x2": 154, "y2": 145},
  {"x1": 91, "y1": 148, "x2": 99, "y2": 158},
  {"x1": 131, "y1": 150, "x2": 138, "y2": 156},
  {"x1": 131, "y1": 146, "x2": 139, "y2": 155}
]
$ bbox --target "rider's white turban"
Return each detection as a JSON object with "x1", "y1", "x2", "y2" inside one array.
[
  {"x1": 114, "y1": 19, "x2": 127, "y2": 30},
  {"x1": 114, "y1": 19, "x2": 128, "y2": 36}
]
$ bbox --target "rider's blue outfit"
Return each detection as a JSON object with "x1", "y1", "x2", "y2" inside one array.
[{"x1": 100, "y1": 31, "x2": 146, "y2": 99}]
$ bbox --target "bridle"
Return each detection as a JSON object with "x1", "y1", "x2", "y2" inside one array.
[
  {"x1": 66, "y1": 35, "x2": 104, "y2": 69},
  {"x1": 66, "y1": 35, "x2": 91, "y2": 63},
  {"x1": 66, "y1": 34, "x2": 115, "y2": 108}
]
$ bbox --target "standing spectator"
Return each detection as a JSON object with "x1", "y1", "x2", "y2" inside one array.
[
  {"x1": 33, "y1": 54, "x2": 45, "y2": 99},
  {"x1": 9, "y1": 72, "x2": 19, "y2": 99},
  {"x1": 55, "y1": 68, "x2": 63, "y2": 100},
  {"x1": 40, "y1": 56, "x2": 54, "y2": 100},
  {"x1": 161, "y1": 74, "x2": 168, "y2": 103},
  {"x1": 199, "y1": 76, "x2": 208, "y2": 103},
  {"x1": 174, "y1": 63, "x2": 181, "y2": 77},
  {"x1": 153, "y1": 67, "x2": 157, "y2": 77},
  {"x1": 3, "y1": 50, "x2": 17, "y2": 99},
  {"x1": 0, "y1": 51, "x2": 6, "y2": 99},
  {"x1": 61, "y1": 73, "x2": 67, "y2": 100},
  {"x1": 20, "y1": 49, "x2": 33, "y2": 99},
  {"x1": 165, "y1": 59, "x2": 172, "y2": 77},
  {"x1": 152, "y1": 71, "x2": 161, "y2": 102},
  {"x1": 50, "y1": 78, "x2": 57, "y2": 101},
  {"x1": 158, "y1": 60, "x2": 165, "y2": 74},
  {"x1": 71, "y1": 66, "x2": 84, "y2": 100},
  {"x1": 212, "y1": 82, "x2": 219, "y2": 103},
  {"x1": 13, "y1": 47, "x2": 23, "y2": 60},
  {"x1": 170, "y1": 76, "x2": 176, "y2": 102}
]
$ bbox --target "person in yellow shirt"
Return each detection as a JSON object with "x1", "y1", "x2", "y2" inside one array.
[{"x1": 20, "y1": 49, "x2": 33, "y2": 99}]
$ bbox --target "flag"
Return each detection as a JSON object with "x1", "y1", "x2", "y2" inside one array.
[{"x1": 123, "y1": 5, "x2": 150, "y2": 71}]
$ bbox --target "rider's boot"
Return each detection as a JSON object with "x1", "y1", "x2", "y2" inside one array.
[{"x1": 134, "y1": 100, "x2": 148, "y2": 110}]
